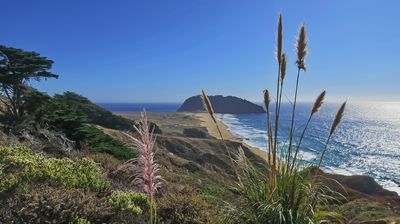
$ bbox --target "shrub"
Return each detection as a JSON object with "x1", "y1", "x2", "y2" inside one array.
[
  {"x1": 107, "y1": 190, "x2": 149, "y2": 217},
  {"x1": 0, "y1": 186, "x2": 113, "y2": 224},
  {"x1": 20, "y1": 90, "x2": 138, "y2": 160},
  {"x1": 40, "y1": 91, "x2": 134, "y2": 131},
  {"x1": 183, "y1": 128, "x2": 207, "y2": 138},
  {"x1": 74, "y1": 124, "x2": 136, "y2": 160},
  {"x1": 158, "y1": 186, "x2": 213, "y2": 224},
  {"x1": 0, "y1": 185, "x2": 152, "y2": 224},
  {"x1": 87, "y1": 153, "x2": 123, "y2": 175},
  {"x1": 0, "y1": 146, "x2": 109, "y2": 193}
]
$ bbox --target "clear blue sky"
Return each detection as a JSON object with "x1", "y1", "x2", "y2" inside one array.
[{"x1": 1, "y1": 0, "x2": 399, "y2": 103}]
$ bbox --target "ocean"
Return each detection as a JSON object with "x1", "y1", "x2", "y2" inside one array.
[
  {"x1": 97, "y1": 103, "x2": 181, "y2": 113},
  {"x1": 218, "y1": 102, "x2": 400, "y2": 194},
  {"x1": 98, "y1": 102, "x2": 400, "y2": 194}
]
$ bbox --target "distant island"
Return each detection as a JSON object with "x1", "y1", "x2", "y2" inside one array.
[{"x1": 178, "y1": 95, "x2": 265, "y2": 114}]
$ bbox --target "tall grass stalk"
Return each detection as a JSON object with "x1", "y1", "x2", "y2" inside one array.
[
  {"x1": 286, "y1": 24, "x2": 308, "y2": 168},
  {"x1": 273, "y1": 13, "x2": 284, "y2": 173},
  {"x1": 263, "y1": 90, "x2": 273, "y2": 167},
  {"x1": 202, "y1": 13, "x2": 346, "y2": 223}
]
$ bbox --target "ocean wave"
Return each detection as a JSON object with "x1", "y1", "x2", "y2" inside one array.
[{"x1": 216, "y1": 103, "x2": 400, "y2": 195}]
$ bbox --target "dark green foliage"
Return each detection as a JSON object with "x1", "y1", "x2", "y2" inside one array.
[
  {"x1": 49, "y1": 92, "x2": 134, "y2": 131},
  {"x1": 17, "y1": 90, "x2": 137, "y2": 160},
  {"x1": 37, "y1": 91, "x2": 133, "y2": 132},
  {"x1": 0, "y1": 45, "x2": 58, "y2": 119},
  {"x1": 183, "y1": 128, "x2": 207, "y2": 138},
  {"x1": 74, "y1": 124, "x2": 136, "y2": 160}
]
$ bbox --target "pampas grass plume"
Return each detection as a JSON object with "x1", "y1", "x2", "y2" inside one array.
[
  {"x1": 280, "y1": 53, "x2": 287, "y2": 82},
  {"x1": 201, "y1": 89, "x2": 216, "y2": 123},
  {"x1": 277, "y1": 13, "x2": 283, "y2": 65},
  {"x1": 296, "y1": 24, "x2": 308, "y2": 71},
  {"x1": 263, "y1": 89, "x2": 270, "y2": 110},
  {"x1": 311, "y1": 91, "x2": 326, "y2": 115},
  {"x1": 131, "y1": 111, "x2": 162, "y2": 200},
  {"x1": 330, "y1": 101, "x2": 346, "y2": 135}
]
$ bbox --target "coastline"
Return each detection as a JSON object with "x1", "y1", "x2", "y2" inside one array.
[
  {"x1": 115, "y1": 111, "x2": 399, "y2": 195},
  {"x1": 194, "y1": 112, "x2": 269, "y2": 161},
  {"x1": 210, "y1": 113, "x2": 400, "y2": 195}
]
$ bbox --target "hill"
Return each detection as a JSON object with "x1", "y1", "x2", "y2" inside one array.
[{"x1": 178, "y1": 95, "x2": 265, "y2": 114}]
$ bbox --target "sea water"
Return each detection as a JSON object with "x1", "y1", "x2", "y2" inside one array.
[
  {"x1": 217, "y1": 102, "x2": 400, "y2": 194},
  {"x1": 97, "y1": 102, "x2": 181, "y2": 113}
]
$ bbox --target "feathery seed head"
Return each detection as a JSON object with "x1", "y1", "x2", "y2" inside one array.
[
  {"x1": 311, "y1": 91, "x2": 326, "y2": 115},
  {"x1": 280, "y1": 53, "x2": 287, "y2": 83},
  {"x1": 131, "y1": 111, "x2": 162, "y2": 200},
  {"x1": 330, "y1": 101, "x2": 346, "y2": 135},
  {"x1": 276, "y1": 13, "x2": 283, "y2": 65},
  {"x1": 263, "y1": 89, "x2": 270, "y2": 111},
  {"x1": 201, "y1": 90, "x2": 216, "y2": 122},
  {"x1": 295, "y1": 24, "x2": 308, "y2": 71}
]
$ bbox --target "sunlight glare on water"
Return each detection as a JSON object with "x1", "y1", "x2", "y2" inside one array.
[{"x1": 218, "y1": 102, "x2": 400, "y2": 194}]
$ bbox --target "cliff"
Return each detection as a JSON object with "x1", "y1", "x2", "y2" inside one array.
[{"x1": 177, "y1": 95, "x2": 265, "y2": 114}]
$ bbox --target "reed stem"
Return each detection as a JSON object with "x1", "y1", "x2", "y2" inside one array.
[
  {"x1": 287, "y1": 68, "x2": 301, "y2": 168},
  {"x1": 291, "y1": 114, "x2": 312, "y2": 172},
  {"x1": 318, "y1": 134, "x2": 332, "y2": 167},
  {"x1": 273, "y1": 64, "x2": 281, "y2": 172}
]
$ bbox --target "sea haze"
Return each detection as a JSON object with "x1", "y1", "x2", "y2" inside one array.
[{"x1": 218, "y1": 102, "x2": 400, "y2": 194}]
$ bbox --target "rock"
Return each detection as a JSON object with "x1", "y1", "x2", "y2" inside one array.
[
  {"x1": 178, "y1": 95, "x2": 265, "y2": 114},
  {"x1": 310, "y1": 167, "x2": 398, "y2": 197}
]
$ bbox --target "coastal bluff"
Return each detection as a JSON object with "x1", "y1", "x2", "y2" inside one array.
[{"x1": 178, "y1": 95, "x2": 265, "y2": 114}]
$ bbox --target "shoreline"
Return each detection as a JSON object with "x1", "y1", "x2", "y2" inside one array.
[
  {"x1": 196, "y1": 112, "x2": 400, "y2": 195},
  {"x1": 194, "y1": 112, "x2": 269, "y2": 161},
  {"x1": 115, "y1": 111, "x2": 399, "y2": 195}
]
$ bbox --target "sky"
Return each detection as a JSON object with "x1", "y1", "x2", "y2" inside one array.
[{"x1": 1, "y1": 0, "x2": 400, "y2": 103}]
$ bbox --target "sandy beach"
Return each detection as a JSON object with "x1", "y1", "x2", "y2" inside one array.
[{"x1": 195, "y1": 112, "x2": 269, "y2": 161}]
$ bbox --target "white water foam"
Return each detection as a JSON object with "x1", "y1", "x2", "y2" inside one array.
[{"x1": 217, "y1": 113, "x2": 400, "y2": 195}]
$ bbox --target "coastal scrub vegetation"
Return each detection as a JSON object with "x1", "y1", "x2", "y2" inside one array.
[
  {"x1": 0, "y1": 45, "x2": 159, "y2": 223},
  {"x1": 201, "y1": 13, "x2": 347, "y2": 223},
  {"x1": 0, "y1": 146, "x2": 150, "y2": 223}
]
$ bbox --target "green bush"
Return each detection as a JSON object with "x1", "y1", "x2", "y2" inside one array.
[
  {"x1": 20, "y1": 90, "x2": 138, "y2": 160},
  {"x1": 41, "y1": 91, "x2": 134, "y2": 131},
  {"x1": 107, "y1": 190, "x2": 150, "y2": 218},
  {"x1": 75, "y1": 124, "x2": 136, "y2": 160},
  {"x1": 158, "y1": 187, "x2": 213, "y2": 224},
  {"x1": 183, "y1": 128, "x2": 207, "y2": 138},
  {"x1": 0, "y1": 146, "x2": 109, "y2": 193}
]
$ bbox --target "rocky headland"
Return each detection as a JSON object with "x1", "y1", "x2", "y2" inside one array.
[{"x1": 177, "y1": 95, "x2": 265, "y2": 114}]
